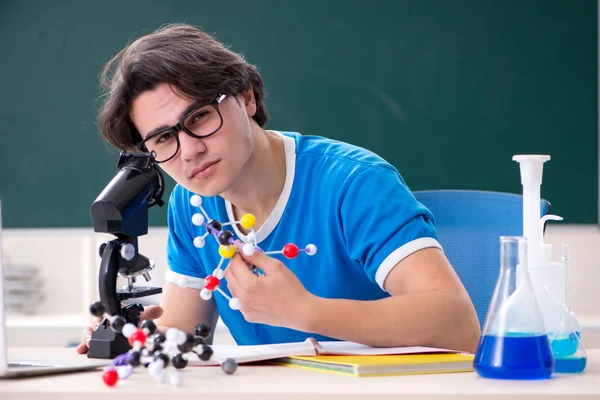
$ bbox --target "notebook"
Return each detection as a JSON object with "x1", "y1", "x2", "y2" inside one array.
[
  {"x1": 187, "y1": 336, "x2": 472, "y2": 371},
  {"x1": 0, "y1": 200, "x2": 111, "y2": 378},
  {"x1": 273, "y1": 352, "x2": 475, "y2": 377}
]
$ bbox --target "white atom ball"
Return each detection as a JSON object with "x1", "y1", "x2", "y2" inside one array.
[
  {"x1": 192, "y1": 213, "x2": 205, "y2": 226},
  {"x1": 169, "y1": 371, "x2": 182, "y2": 387},
  {"x1": 229, "y1": 298, "x2": 240, "y2": 310},
  {"x1": 121, "y1": 323, "x2": 137, "y2": 338},
  {"x1": 190, "y1": 195, "x2": 202, "y2": 207},
  {"x1": 193, "y1": 236, "x2": 206, "y2": 248},
  {"x1": 242, "y1": 243, "x2": 256, "y2": 256},
  {"x1": 166, "y1": 328, "x2": 187, "y2": 345},
  {"x1": 306, "y1": 244, "x2": 317, "y2": 256},
  {"x1": 213, "y1": 268, "x2": 224, "y2": 280},
  {"x1": 200, "y1": 288, "x2": 212, "y2": 300}
]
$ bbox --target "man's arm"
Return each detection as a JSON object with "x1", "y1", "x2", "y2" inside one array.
[
  {"x1": 225, "y1": 246, "x2": 480, "y2": 353},
  {"x1": 302, "y1": 247, "x2": 481, "y2": 353},
  {"x1": 154, "y1": 282, "x2": 219, "y2": 343}
]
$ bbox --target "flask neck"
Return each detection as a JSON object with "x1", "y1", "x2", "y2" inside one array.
[
  {"x1": 500, "y1": 237, "x2": 528, "y2": 269},
  {"x1": 500, "y1": 236, "x2": 531, "y2": 287}
]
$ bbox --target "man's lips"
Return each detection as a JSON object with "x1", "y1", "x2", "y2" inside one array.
[{"x1": 188, "y1": 160, "x2": 219, "y2": 179}]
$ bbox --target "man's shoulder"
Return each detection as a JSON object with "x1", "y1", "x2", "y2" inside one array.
[
  {"x1": 281, "y1": 131, "x2": 398, "y2": 176},
  {"x1": 169, "y1": 184, "x2": 192, "y2": 208}
]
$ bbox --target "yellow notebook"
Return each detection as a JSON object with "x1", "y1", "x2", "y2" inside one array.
[
  {"x1": 186, "y1": 338, "x2": 469, "y2": 367},
  {"x1": 186, "y1": 337, "x2": 473, "y2": 376},
  {"x1": 273, "y1": 352, "x2": 475, "y2": 377}
]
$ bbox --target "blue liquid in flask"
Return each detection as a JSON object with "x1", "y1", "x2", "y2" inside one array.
[
  {"x1": 550, "y1": 331, "x2": 580, "y2": 358},
  {"x1": 551, "y1": 332, "x2": 586, "y2": 373},
  {"x1": 555, "y1": 355, "x2": 587, "y2": 373},
  {"x1": 473, "y1": 333, "x2": 554, "y2": 380}
]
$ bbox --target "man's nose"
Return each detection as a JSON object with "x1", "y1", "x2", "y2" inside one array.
[{"x1": 178, "y1": 130, "x2": 207, "y2": 161}]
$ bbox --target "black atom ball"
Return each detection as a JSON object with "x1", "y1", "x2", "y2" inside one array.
[
  {"x1": 206, "y1": 219, "x2": 222, "y2": 234},
  {"x1": 154, "y1": 332, "x2": 166, "y2": 344},
  {"x1": 194, "y1": 323, "x2": 211, "y2": 340},
  {"x1": 89, "y1": 301, "x2": 105, "y2": 318},
  {"x1": 110, "y1": 316, "x2": 126, "y2": 334},
  {"x1": 218, "y1": 230, "x2": 234, "y2": 246},
  {"x1": 140, "y1": 320, "x2": 157, "y2": 336},
  {"x1": 129, "y1": 351, "x2": 141, "y2": 367},
  {"x1": 199, "y1": 345, "x2": 213, "y2": 361},
  {"x1": 172, "y1": 354, "x2": 188, "y2": 369},
  {"x1": 178, "y1": 333, "x2": 196, "y2": 353},
  {"x1": 154, "y1": 352, "x2": 170, "y2": 367}
]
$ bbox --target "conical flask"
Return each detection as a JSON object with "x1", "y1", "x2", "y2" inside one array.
[
  {"x1": 473, "y1": 236, "x2": 554, "y2": 380},
  {"x1": 549, "y1": 244, "x2": 587, "y2": 373}
]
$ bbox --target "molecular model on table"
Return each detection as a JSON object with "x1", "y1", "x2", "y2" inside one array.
[
  {"x1": 189, "y1": 194, "x2": 317, "y2": 309},
  {"x1": 89, "y1": 301, "x2": 238, "y2": 388}
]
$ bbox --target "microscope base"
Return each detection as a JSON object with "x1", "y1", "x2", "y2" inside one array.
[{"x1": 87, "y1": 323, "x2": 131, "y2": 359}]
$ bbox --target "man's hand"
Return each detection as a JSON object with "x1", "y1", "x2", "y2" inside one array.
[
  {"x1": 76, "y1": 305, "x2": 164, "y2": 354},
  {"x1": 224, "y1": 251, "x2": 314, "y2": 331}
]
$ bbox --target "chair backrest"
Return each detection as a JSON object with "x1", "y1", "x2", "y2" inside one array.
[{"x1": 412, "y1": 190, "x2": 550, "y2": 328}]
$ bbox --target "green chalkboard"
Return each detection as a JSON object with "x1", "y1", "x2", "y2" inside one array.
[{"x1": 0, "y1": 0, "x2": 597, "y2": 228}]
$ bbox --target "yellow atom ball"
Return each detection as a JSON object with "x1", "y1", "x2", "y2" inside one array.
[
  {"x1": 240, "y1": 213, "x2": 256, "y2": 230},
  {"x1": 219, "y1": 245, "x2": 236, "y2": 259}
]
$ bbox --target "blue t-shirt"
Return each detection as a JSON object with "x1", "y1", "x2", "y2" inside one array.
[{"x1": 164, "y1": 131, "x2": 441, "y2": 345}]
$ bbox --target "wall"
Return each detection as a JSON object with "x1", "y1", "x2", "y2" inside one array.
[
  {"x1": 1, "y1": 0, "x2": 597, "y2": 228},
  {"x1": 3, "y1": 225, "x2": 599, "y2": 349}
]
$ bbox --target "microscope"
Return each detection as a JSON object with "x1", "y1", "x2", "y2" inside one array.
[{"x1": 87, "y1": 151, "x2": 166, "y2": 359}]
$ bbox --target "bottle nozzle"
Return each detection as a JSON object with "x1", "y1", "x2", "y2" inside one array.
[
  {"x1": 540, "y1": 214, "x2": 563, "y2": 263},
  {"x1": 541, "y1": 214, "x2": 564, "y2": 227},
  {"x1": 513, "y1": 155, "x2": 551, "y2": 185}
]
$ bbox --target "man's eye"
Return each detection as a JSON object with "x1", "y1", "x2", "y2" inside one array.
[
  {"x1": 154, "y1": 132, "x2": 173, "y2": 144},
  {"x1": 190, "y1": 111, "x2": 209, "y2": 123}
]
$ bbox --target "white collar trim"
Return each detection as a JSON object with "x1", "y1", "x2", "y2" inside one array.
[{"x1": 225, "y1": 131, "x2": 296, "y2": 244}]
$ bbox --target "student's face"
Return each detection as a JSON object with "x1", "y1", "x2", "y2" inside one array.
[{"x1": 130, "y1": 83, "x2": 256, "y2": 197}]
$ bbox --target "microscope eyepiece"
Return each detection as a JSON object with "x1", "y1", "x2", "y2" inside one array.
[{"x1": 91, "y1": 152, "x2": 164, "y2": 237}]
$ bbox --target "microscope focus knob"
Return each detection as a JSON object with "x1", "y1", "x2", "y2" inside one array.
[{"x1": 120, "y1": 243, "x2": 136, "y2": 261}]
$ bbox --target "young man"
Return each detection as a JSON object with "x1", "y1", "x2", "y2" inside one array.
[{"x1": 78, "y1": 23, "x2": 480, "y2": 354}]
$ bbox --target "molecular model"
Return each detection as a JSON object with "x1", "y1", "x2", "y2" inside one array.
[
  {"x1": 89, "y1": 301, "x2": 238, "y2": 388},
  {"x1": 189, "y1": 194, "x2": 317, "y2": 309}
]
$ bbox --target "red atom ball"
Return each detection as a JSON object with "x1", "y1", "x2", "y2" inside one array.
[
  {"x1": 102, "y1": 369, "x2": 119, "y2": 387},
  {"x1": 282, "y1": 243, "x2": 299, "y2": 259},
  {"x1": 205, "y1": 275, "x2": 220, "y2": 291},
  {"x1": 128, "y1": 329, "x2": 147, "y2": 347}
]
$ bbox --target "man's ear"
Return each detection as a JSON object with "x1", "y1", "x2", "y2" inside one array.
[{"x1": 240, "y1": 86, "x2": 257, "y2": 117}]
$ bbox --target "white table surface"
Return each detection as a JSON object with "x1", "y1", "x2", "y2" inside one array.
[{"x1": 0, "y1": 347, "x2": 599, "y2": 400}]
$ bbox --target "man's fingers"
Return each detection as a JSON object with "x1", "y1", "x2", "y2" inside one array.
[
  {"x1": 76, "y1": 331, "x2": 91, "y2": 354},
  {"x1": 76, "y1": 343, "x2": 89, "y2": 354},
  {"x1": 140, "y1": 305, "x2": 163, "y2": 321},
  {"x1": 240, "y1": 250, "x2": 280, "y2": 274},
  {"x1": 224, "y1": 260, "x2": 241, "y2": 296},
  {"x1": 230, "y1": 254, "x2": 258, "y2": 281}
]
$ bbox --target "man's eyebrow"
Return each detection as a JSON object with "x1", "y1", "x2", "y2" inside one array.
[{"x1": 142, "y1": 100, "x2": 205, "y2": 139}]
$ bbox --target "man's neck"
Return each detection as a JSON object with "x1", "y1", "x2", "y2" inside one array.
[{"x1": 221, "y1": 127, "x2": 286, "y2": 232}]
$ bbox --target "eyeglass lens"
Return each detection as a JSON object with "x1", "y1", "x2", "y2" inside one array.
[{"x1": 144, "y1": 104, "x2": 222, "y2": 162}]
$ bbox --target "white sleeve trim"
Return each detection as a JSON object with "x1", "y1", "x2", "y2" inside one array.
[
  {"x1": 375, "y1": 237, "x2": 443, "y2": 291},
  {"x1": 164, "y1": 268, "x2": 206, "y2": 290}
]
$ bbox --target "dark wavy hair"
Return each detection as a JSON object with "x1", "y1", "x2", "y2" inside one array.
[{"x1": 96, "y1": 23, "x2": 268, "y2": 151}]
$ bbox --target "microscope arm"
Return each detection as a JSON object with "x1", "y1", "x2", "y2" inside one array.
[{"x1": 99, "y1": 240, "x2": 122, "y2": 317}]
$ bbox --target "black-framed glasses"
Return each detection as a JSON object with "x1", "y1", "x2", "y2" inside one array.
[{"x1": 136, "y1": 94, "x2": 227, "y2": 163}]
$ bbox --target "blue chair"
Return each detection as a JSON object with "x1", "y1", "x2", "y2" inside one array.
[{"x1": 412, "y1": 190, "x2": 550, "y2": 328}]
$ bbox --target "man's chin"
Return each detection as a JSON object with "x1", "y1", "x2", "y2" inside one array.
[{"x1": 182, "y1": 182, "x2": 226, "y2": 198}]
